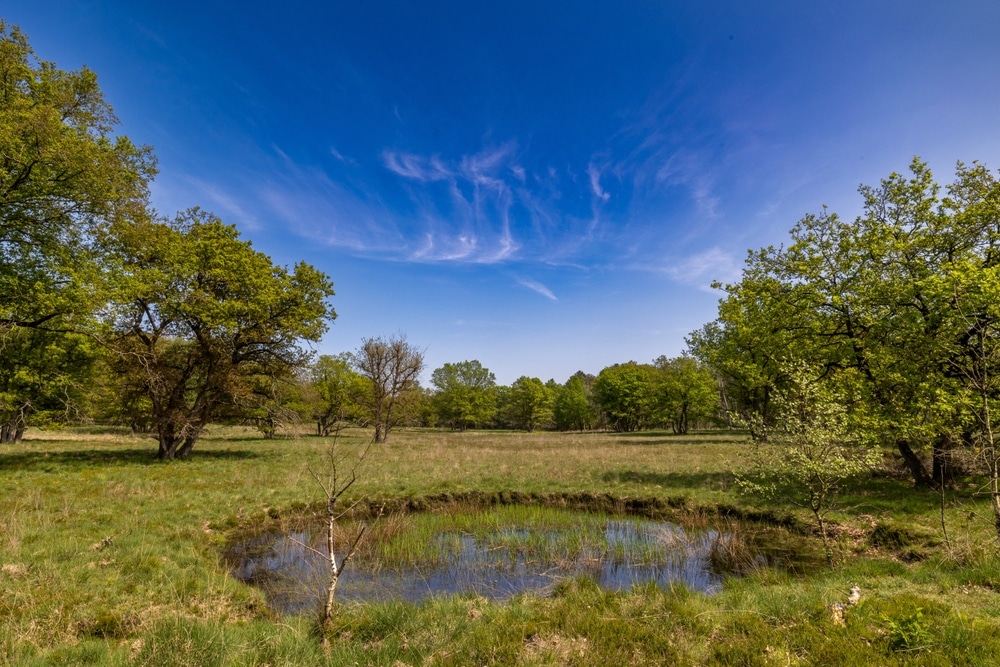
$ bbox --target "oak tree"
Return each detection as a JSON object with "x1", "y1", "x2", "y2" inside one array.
[
  {"x1": 430, "y1": 360, "x2": 497, "y2": 430},
  {"x1": 0, "y1": 21, "x2": 153, "y2": 328},
  {"x1": 102, "y1": 209, "x2": 335, "y2": 459},
  {"x1": 694, "y1": 159, "x2": 1000, "y2": 492}
]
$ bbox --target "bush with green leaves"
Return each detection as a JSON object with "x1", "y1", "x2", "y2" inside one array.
[{"x1": 737, "y1": 362, "x2": 882, "y2": 566}]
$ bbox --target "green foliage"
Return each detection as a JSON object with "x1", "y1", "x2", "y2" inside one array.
[
  {"x1": 593, "y1": 362, "x2": 658, "y2": 432},
  {"x1": 430, "y1": 360, "x2": 497, "y2": 430},
  {"x1": 0, "y1": 21, "x2": 154, "y2": 332},
  {"x1": 554, "y1": 374, "x2": 597, "y2": 431},
  {"x1": 503, "y1": 376, "x2": 555, "y2": 432},
  {"x1": 692, "y1": 159, "x2": 1000, "y2": 493},
  {"x1": 101, "y1": 210, "x2": 335, "y2": 458},
  {"x1": 309, "y1": 354, "x2": 367, "y2": 435},
  {"x1": 0, "y1": 21, "x2": 153, "y2": 441},
  {"x1": 884, "y1": 606, "x2": 933, "y2": 653},
  {"x1": 0, "y1": 328, "x2": 96, "y2": 440},
  {"x1": 737, "y1": 362, "x2": 882, "y2": 565},
  {"x1": 653, "y1": 356, "x2": 720, "y2": 434}
]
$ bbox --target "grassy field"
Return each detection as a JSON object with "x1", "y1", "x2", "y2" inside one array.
[{"x1": 2, "y1": 426, "x2": 1000, "y2": 665}]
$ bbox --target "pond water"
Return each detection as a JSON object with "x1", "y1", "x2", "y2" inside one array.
[{"x1": 227, "y1": 513, "x2": 754, "y2": 615}]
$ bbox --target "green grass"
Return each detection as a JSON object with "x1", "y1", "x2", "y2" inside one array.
[
  {"x1": 2, "y1": 425, "x2": 1000, "y2": 665},
  {"x1": 242, "y1": 504, "x2": 733, "y2": 574}
]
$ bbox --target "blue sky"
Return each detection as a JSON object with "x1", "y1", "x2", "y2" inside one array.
[{"x1": 8, "y1": 1, "x2": 1000, "y2": 385}]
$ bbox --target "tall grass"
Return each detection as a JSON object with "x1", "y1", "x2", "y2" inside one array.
[{"x1": 3, "y1": 426, "x2": 1000, "y2": 664}]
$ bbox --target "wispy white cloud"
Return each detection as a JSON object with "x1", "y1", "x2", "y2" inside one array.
[
  {"x1": 378, "y1": 142, "x2": 531, "y2": 263},
  {"x1": 171, "y1": 92, "x2": 746, "y2": 273},
  {"x1": 515, "y1": 277, "x2": 558, "y2": 301},
  {"x1": 329, "y1": 146, "x2": 356, "y2": 164},
  {"x1": 587, "y1": 162, "x2": 611, "y2": 202},
  {"x1": 182, "y1": 176, "x2": 261, "y2": 230},
  {"x1": 654, "y1": 149, "x2": 720, "y2": 218},
  {"x1": 663, "y1": 246, "x2": 742, "y2": 291},
  {"x1": 382, "y1": 151, "x2": 451, "y2": 182}
]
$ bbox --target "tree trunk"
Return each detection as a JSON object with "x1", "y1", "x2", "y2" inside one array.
[
  {"x1": 158, "y1": 435, "x2": 180, "y2": 460},
  {"x1": 896, "y1": 439, "x2": 932, "y2": 487},
  {"x1": 156, "y1": 426, "x2": 200, "y2": 460}
]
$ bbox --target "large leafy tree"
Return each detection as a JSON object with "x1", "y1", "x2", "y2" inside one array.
[
  {"x1": 593, "y1": 362, "x2": 658, "y2": 432},
  {"x1": 694, "y1": 159, "x2": 1000, "y2": 490},
  {"x1": 653, "y1": 356, "x2": 720, "y2": 434},
  {"x1": 0, "y1": 22, "x2": 153, "y2": 436},
  {"x1": 102, "y1": 209, "x2": 335, "y2": 459},
  {"x1": 504, "y1": 376, "x2": 555, "y2": 432},
  {"x1": 553, "y1": 373, "x2": 597, "y2": 431},
  {"x1": 430, "y1": 360, "x2": 497, "y2": 430},
  {"x1": 0, "y1": 21, "x2": 153, "y2": 328}
]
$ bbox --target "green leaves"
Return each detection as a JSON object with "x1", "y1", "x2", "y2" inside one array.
[
  {"x1": 653, "y1": 356, "x2": 719, "y2": 434},
  {"x1": 694, "y1": 158, "x2": 1000, "y2": 489},
  {"x1": 737, "y1": 362, "x2": 882, "y2": 565},
  {"x1": 593, "y1": 362, "x2": 658, "y2": 432},
  {"x1": 504, "y1": 376, "x2": 555, "y2": 432},
  {"x1": 0, "y1": 20, "x2": 154, "y2": 331},
  {"x1": 430, "y1": 360, "x2": 497, "y2": 430},
  {"x1": 102, "y1": 211, "x2": 335, "y2": 458}
]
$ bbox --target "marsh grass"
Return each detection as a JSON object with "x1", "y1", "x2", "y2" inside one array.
[{"x1": 3, "y1": 426, "x2": 1000, "y2": 664}]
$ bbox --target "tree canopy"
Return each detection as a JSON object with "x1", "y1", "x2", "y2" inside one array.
[
  {"x1": 691, "y1": 158, "x2": 1000, "y2": 494},
  {"x1": 309, "y1": 353, "x2": 367, "y2": 436},
  {"x1": 593, "y1": 362, "x2": 658, "y2": 432},
  {"x1": 0, "y1": 20, "x2": 154, "y2": 331},
  {"x1": 504, "y1": 376, "x2": 554, "y2": 432},
  {"x1": 101, "y1": 209, "x2": 335, "y2": 458},
  {"x1": 430, "y1": 360, "x2": 497, "y2": 430},
  {"x1": 653, "y1": 356, "x2": 719, "y2": 434},
  {"x1": 0, "y1": 21, "x2": 154, "y2": 438}
]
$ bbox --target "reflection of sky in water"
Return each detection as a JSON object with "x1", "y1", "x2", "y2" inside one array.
[{"x1": 229, "y1": 519, "x2": 733, "y2": 615}]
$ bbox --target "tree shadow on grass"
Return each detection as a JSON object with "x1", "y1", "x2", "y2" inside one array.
[{"x1": 0, "y1": 447, "x2": 264, "y2": 472}]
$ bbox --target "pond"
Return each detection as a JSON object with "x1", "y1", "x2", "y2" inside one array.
[{"x1": 225, "y1": 506, "x2": 776, "y2": 614}]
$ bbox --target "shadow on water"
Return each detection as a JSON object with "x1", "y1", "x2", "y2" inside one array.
[{"x1": 225, "y1": 513, "x2": 796, "y2": 615}]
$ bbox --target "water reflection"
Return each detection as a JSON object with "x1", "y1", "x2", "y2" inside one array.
[{"x1": 228, "y1": 518, "x2": 732, "y2": 614}]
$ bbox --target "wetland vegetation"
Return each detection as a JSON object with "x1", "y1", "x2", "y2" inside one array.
[
  {"x1": 3, "y1": 426, "x2": 1000, "y2": 665},
  {"x1": 4, "y1": 21, "x2": 1000, "y2": 663},
  {"x1": 225, "y1": 505, "x2": 794, "y2": 610}
]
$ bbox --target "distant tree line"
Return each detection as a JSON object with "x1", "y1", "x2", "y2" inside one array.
[
  {"x1": 290, "y1": 352, "x2": 723, "y2": 437},
  {"x1": 0, "y1": 21, "x2": 726, "y2": 454}
]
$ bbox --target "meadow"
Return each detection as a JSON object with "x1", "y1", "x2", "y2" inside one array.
[{"x1": 2, "y1": 426, "x2": 1000, "y2": 665}]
